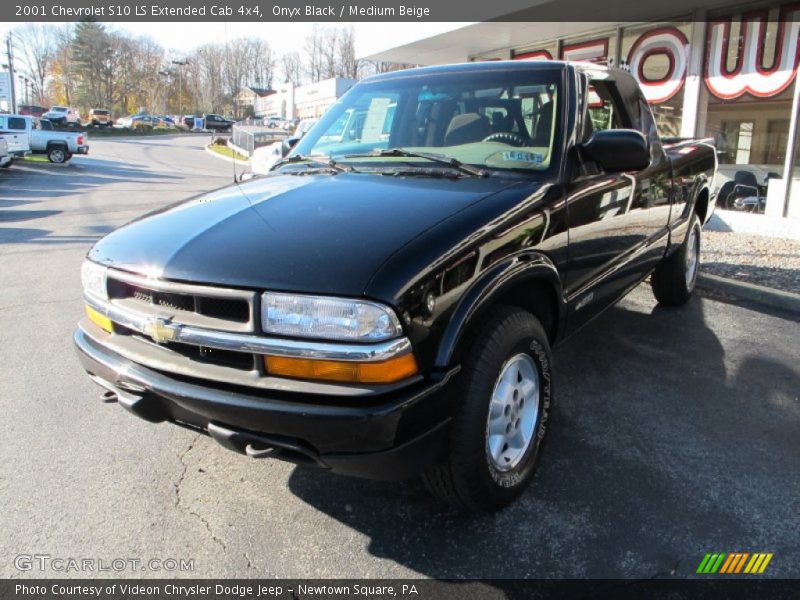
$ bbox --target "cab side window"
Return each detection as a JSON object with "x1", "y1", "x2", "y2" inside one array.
[
  {"x1": 585, "y1": 81, "x2": 629, "y2": 136},
  {"x1": 575, "y1": 80, "x2": 633, "y2": 177}
]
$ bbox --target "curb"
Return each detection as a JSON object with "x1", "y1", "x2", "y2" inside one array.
[
  {"x1": 204, "y1": 144, "x2": 249, "y2": 165},
  {"x1": 696, "y1": 273, "x2": 800, "y2": 315}
]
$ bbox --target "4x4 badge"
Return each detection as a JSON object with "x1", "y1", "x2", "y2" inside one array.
[{"x1": 143, "y1": 317, "x2": 178, "y2": 344}]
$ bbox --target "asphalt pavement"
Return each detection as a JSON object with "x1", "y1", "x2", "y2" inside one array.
[{"x1": 0, "y1": 135, "x2": 798, "y2": 579}]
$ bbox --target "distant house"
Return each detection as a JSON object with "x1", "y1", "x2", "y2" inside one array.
[{"x1": 235, "y1": 87, "x2": 274, "y2": 118}]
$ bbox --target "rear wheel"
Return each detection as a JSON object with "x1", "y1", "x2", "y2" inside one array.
[
  {"x1": 652, "y1": 214, "x2": 701, "y2": 306},
  {"x1": 423, "y1": 306, "x2": 552, "y2": 512},
  {"x1": 47, "y1": 146, "x2": 68, "y2": 164}
]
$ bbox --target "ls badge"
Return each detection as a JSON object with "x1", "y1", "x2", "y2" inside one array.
[{"x1": 144, "y1": 317, "x2": 178, "y2": 344}]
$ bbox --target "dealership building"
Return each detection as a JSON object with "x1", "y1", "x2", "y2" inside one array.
[
  {"x1": 359, "y1": 0, "x2": 800, "y2": 219},
  {"x1": 252, "y1": 77, "x2": 358, "y2": 120}
]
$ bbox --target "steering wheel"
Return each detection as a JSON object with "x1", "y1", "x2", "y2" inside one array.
[{"x1": 482, "y1": 132, "x2": 527, "y2": 147}]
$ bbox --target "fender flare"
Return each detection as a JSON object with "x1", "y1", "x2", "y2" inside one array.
[
  {"x1": 677, "y1": 168, "x2": 714, "y2": 223},
  {"x1": 668, "y1": 177, "x2": 713, "y2": 255},
  {"x1": 691, "y1": 182, "x2": 714, "y2": 224},
  {"x1": 434, "y1": 251, "x2": 566, "y2": 368},
  {"x1": 46, "y1": 140, "x2": 68, "y2": 151}
]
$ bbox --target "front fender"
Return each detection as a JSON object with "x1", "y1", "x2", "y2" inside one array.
[{"x1": 434, "y1": 251, "x2": 566, "y2": 368}]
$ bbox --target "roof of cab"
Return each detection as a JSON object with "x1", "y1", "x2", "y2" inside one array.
[{"x1": 360, "y1": 59, "x2": 623, "y2": 83}]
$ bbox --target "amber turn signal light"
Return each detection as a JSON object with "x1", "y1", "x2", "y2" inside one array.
[
  {"x1": 85, "y1": 305, "x2": 113, "y2": 333},
  {"x1": 264, "y1": 353, "x2": 418, "y2": 384}
]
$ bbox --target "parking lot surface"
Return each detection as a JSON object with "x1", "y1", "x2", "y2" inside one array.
[{"x1": 1, "y1": 136, "x2": 798, "y2": 579}]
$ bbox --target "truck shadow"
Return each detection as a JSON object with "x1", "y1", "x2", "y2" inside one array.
[
  {"x1": 286, "y1": 291, "x2": 800, "y2": 578},
  {"x1": 0, "y1": 227, "x2": 111, "y2": 245}
]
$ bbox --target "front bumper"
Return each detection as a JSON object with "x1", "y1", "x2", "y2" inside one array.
[{"x1": 74, "y1": 327, "x2": 456, "y2": 480}]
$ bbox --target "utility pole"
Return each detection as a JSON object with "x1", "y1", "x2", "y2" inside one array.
[
  {"x1": 171, "y1": 59, "x2": 188, "y2": 119},
  {"x1": 5, "y1": 34, "x2": 16, "y2": 114},
  {"x1": 158, "y1": 70, "x2": 171, "y2": 114}
]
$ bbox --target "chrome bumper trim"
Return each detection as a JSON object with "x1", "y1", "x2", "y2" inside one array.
[{"x1": 85, "y1": 293, "x2": 412, "y2": 362}]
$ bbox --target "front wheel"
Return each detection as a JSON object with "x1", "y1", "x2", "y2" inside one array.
[
  {"x1": 652, "y1": 214, "x2": 701, "y2": 306},
  {"x1": 423, "y1": 306, "x2": 552, "y2": 512},
  {"x1": 48, "y1": 146, "x2": 68, "y2": 164}
]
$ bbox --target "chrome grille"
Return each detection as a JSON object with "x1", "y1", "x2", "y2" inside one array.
[{"x1": 106, "y1": 269, "x2": 256, "y2": 334}]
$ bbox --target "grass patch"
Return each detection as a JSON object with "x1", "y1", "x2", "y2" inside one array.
[
  {"x1": 86, "y1": 127, "x2": 187, "y2": 137},
  {"x1": 207, "y1": 143, "x2": 248, "y2": 161},
  {"x1": 23, "y1": 154, "x2": 49, "y2": 163}
]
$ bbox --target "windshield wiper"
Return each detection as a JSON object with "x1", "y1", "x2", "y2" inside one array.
[
  {"x1": 344, "y1": 148, "x2": 489, "y2": 178},
  {"x1": 272, "y1": 154, "x2": 353, "y2": 173}
]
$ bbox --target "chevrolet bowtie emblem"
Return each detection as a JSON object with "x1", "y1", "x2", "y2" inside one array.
[{"x1": 143, "y1": 317, "x2": 178, "y2": 344}]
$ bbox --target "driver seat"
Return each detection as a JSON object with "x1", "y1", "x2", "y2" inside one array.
[{"x1": 444, "y1": 113, "x2": 490, "y2": 145}]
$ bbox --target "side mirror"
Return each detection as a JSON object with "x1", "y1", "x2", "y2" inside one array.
[
  {"x1": 580, "y1": 129, "x2": 650, "y2": 173},
  {"x1": 281, "y1": 136, "x2": 300, "y2": 157}
]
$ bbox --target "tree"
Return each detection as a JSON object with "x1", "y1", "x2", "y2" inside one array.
[
  {"x1": 72, "y1": 21, "x2": 112, "y2": 107},
  {"x1": 319, "y1": 28, "x2": 339, "y2": 80},
  {"x1": 337, "y1": 27, "x2": 359, "y2": 80},
  {"x1": 302, "y1": 26, "x2": 362, "y2": 83},
  {"x1": 304, "y1": 25, "x2": 324, "y2": 83},
  {"x1": 12, "y1": 24, "x2": 56, "y2": 105},
  {"x1": 188, "y1": 44, "x2": 227, "y2": 113},
  {"x1": 279, "y1": 51, "x2": 302, "y2": 85},
  {"x1": 361, "y1": 60, "x2": 418, "y2": 78},
  {"x1": 248, "y1": 38, "x2": 275, "y2": 89},
  {"x1": 47, "y1": 24, "x2": 76, "y2": 106}
]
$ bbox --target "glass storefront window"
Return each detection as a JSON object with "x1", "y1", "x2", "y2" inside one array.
[
  {"x1": 700, "y1": 4, "x2": 799, "y2": 214},
  {"x1": 510, "y1": 41, "x2": 558, "y2": 62},
  {"x1": 620, "y1": 21, "x2": 693, "y2": 138},
  {"x1": 559, "y1": 31, "x2": 617, "y2": 65}
]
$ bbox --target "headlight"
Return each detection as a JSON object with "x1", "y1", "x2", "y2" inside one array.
[
  {"x1": 81, "y1": 260, "x2": 108, "y2": 300},
  {"x1": 261, "y1": 292, "x2": 402, "y2": 342}
]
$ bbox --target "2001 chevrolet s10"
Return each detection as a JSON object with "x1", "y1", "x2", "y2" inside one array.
[{"x1": 75, "y1": 62, "x2": 716, "y2": 511}]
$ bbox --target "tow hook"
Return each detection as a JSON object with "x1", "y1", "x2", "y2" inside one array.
[{"x1": 245, "y1": 444, "x2": 279, "y2": 459}]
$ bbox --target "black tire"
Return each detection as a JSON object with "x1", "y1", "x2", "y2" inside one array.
[
  {"x1": 423, "y1": 305, "x2": 552, "y2": 512},
  {"x1": 652, "y1": 214, "x2": 701, "y2": 306},
  {"x1": 1, "y1": 159, "x2": 12, "y2": 169},
  {"x1": 47, "y1": 146, "x2": 68, "y2": 164}
]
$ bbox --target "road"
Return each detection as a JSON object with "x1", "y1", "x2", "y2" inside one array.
[{"x1": 1, "y1": 135, "x2": 798, "y2": 580}]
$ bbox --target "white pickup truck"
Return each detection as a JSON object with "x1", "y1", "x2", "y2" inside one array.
[
  {"x1": 0, "y1": 136, "x2": 13, "y2": 168},
  {"x1": 0, "y1": 115, "x2": 32, "y2": 159},
  {"x1": 43, "y1": 106, "x2": 81, "y2": 126},
  {"x1": 0, "y1": 115, "x2": 89, "y2": 163}
]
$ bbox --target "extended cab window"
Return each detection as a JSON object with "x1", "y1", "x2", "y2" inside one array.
[
  {"x1": 576, "y1": 79, "x2": 634, "y2": 177},
  {"x1": 296, "y1": 68, "x2": 563, "y2": 174},
  {"x1": 585, "y1": 81, "x2": 629, "y2": 135}
]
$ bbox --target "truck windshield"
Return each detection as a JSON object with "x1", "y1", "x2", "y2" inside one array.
[{"x1": 295, "y1": 67, "x2": 562, "y2": 174}]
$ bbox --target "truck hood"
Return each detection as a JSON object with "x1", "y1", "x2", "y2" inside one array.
[{"x1": 88, "y1": 172, "x2": 523, "y2": 296}]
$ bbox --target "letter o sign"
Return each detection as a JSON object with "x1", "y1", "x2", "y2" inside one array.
[{"x1": 627, "y1": 28, "x2": 689, "y2": 103}]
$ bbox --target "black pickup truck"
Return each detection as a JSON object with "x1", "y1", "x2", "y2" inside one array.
[{"x1": 75, "y1": 61, "x2": 716, "y2": 511}]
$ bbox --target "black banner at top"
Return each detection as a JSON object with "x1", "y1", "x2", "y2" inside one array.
[{"x1": 4, "y1": 0, "x2": 767, "y2": 22}]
